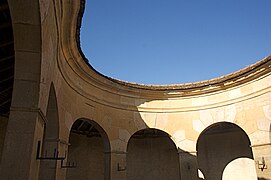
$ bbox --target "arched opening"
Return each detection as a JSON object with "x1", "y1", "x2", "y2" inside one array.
[
  {"x1": 39, "y1": 84, "x2": 60, "y2": 180},
  {"x1": 66, "y1": 119, "x2": 111, "y2": 180},
  {"x1": 196, "y1": 122, "x2": 257, "y2": 180},
  {"x1": 127, "y1": 128, "x2": 180, "y2": 180},
  {"x1": 0, "y1": 0, "x2": 15, "y2": 164}
]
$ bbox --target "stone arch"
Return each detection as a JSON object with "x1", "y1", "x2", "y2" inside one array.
[
  {"x1": 196, "y1": 122, "x2": 257, "y2": 180},
  {"x1": 39, "y1": 84, "x2": 60, "y2": 180},
  {"x1": 66, "y1": 118, "x2": 111, "y2": 180},
  {"x1": 0, "y1": 0, "x2": 43, "y2": 179},
  {"x1": 8, "y1": 0, "x2": 42, "y2": 109},
  {"x1": 127, "y1": 128, "x2": 180, "y2": 180}
]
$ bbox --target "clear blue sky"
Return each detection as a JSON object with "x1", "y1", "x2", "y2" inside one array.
[{"x1": 80, "y1": 0, "x2": 271, "y2": 85}]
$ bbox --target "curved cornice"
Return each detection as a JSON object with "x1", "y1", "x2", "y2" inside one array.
[{"x1": 61, "y1": 0, "x2": 271, "y2": 99}]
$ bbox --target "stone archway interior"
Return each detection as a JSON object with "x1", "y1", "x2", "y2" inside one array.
[
  {"x1": 66, "y1": 119, "x2": 109, "y2": 180},
  {"x1": 197, "y1": 122, "x2": 257, "y2": 180},
  {"x1": 127, "y1": 128, "x2": 180, "y2": 180}
]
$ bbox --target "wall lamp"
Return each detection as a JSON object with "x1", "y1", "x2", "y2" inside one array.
[{"x1": 258, "y1": 157, "x2": 267, "y2": 171}]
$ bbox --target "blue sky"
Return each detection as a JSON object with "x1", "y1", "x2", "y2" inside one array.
[{"x1": 80, "y1": 0, "x2": 271, "y2": 85}]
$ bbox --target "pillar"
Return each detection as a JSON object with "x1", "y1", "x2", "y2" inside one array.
[
  {"x1": 0, "y1": 108, "x2": 45, "y2": 180},
  {"x1": 178, "y1": 151, "x2": 199, "y2": 180},
  {"x1": 110, "y1": 151, "x2": 127, "y2": 180}
]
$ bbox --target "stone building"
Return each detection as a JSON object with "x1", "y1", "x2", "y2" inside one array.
[{"x1": 0, "y1": 0, "x2": 270, "y2": 179}]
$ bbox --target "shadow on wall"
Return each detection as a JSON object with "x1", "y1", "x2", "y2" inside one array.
[
  {"x1": 128, "y1": 100, "x2": 200, "y2": 180},
  {"x1": 258, "y1": 178, "x2": 270, "y2": 180},
  {"x1": 39, "y1": 84, "x2": 59, "y2": 180},
  {"x1": 126, "y1": 129, "x2": 180, "y2": 180},
  {"x1": 177, "y1": 148, "x2": 199, "y2": 180},
  {"x1": 66, "y1": 120, "x2": 200, "y2": 180}
]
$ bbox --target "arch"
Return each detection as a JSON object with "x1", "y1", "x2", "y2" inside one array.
[
  {"x1": 196, "y1": 122, "x2": 257, "y2": 180},
  {"x1": 127, "y1": 128, "x2": 180, "y2": 180},
  {"x1": 8, "y1": 0, "x2": 42, "y2": 108},
  {"x1": 66, "y1": 118, "x2": 111, "y2": 180},
  {"x1": 0, "y1": 0, "x2": 42, "y2": 179},
  {"x1": 39, "y1": 84, "x2": 60, "y2": 180}
]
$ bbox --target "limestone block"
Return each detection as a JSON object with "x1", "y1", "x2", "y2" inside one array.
[
  {"x1": 155, "y1": 113, "x2": 168, "y2": 130},
  {"x1": 257, "y1": 118, "x2": 271, "y2": 132},
  {"x1": 139, "y1": 112, "x2": 156, "y2": 127},
  {"x1": 252, "y1": 79, "x2": 269, "y2": 93},
  {"x1": 243, "y1": 120, "x2": 258, "y2": 135},
  {"x1": 263, "y1": 105, "x2": 271, "y2": 120},
  {"x1": 223, "y1": 104, "x2": 237, "y2": 123},
  {"x1": 119, "y1": 129, "x2": 130, "y2": 143},
  {"x1": 199, "y1": 110, "x2": 213, "y2": 127},
  {"x1": 234, "y1": 107, "x2": 247, "y2": 127},
  {"x1": 176, "y1": 139, "x2": 196, "y2": 152},
  {"x1": 8, "y1": 0, "x2": 40, "y2": 25},
  {"x1": 120, "y1": 96, "x2": 135, "y2": 106},
  {"x1": 172, "y1": 130, "x2": 186, "y2": 143},
  {"x1": 192, "y1": 120, "x2": 205, "y2": 133},
  {"x1": 15, "y1": 51, "x2": 41, "y2": 81},
  {"x1": 192, "y1": 96, "x2": 208, "y2": 106},
  {"x1": 13, "y1": 23, "x2": 41, "y2": 52},
  {"x1": 211, "y1": 107, "x2": 225, "y2": 122},
  {"x1": 65, "y1": 112, "x2": 73, "y2": 130},
  {"x1": 211, "y1": 105, "x2": 236, "y2": 123},
  {"x1": 12, "y1": 80, "x2": 39, "y2": 108},
  {"x1": 40, "y1": 0, "x2": 51, "y2": 23},
  {"x1": 255, "y1": 94, "x2": 270, "y2": 107},
  {"x1": 133, "y1": 112, "x2": 147, "y2": 130},
  {"x1": 249, "y1": 130, "x2": 271, "y2": 146},
  {"x1": 207, "y1": 92, "x2": 228, "y2": 105},
  {"x1": 229, "y1": 88, "x2": 242, "y2": 99},
  {"x1": 110, "y1": 139, "x2": 127, "y2": 152},
  {"x1": 102, "y1": 115, "x2": 112, "y2": 129}
]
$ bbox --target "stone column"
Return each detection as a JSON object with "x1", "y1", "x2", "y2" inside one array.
[
  {"x1": 110, "y1": 151, "x2": 127, "y2": 180},
  {"x1": 178, "y1": 150, "x2": 199, "y2": 180},
  {"x1": 0, "y1": 108, "x2": 45, "y2": 180}
]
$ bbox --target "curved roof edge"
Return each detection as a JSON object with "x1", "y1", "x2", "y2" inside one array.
[{"x1": 75, "y1": 0, "x2": 271, "y2": 91}]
